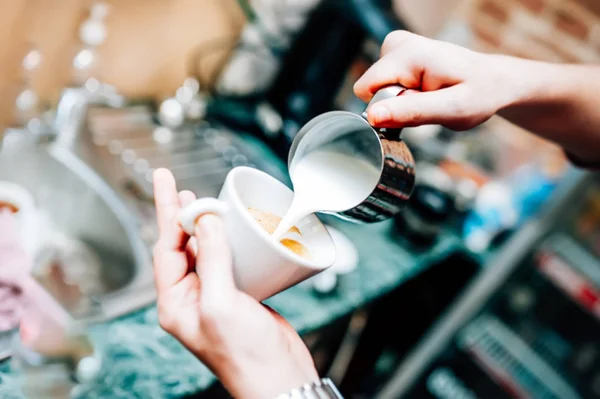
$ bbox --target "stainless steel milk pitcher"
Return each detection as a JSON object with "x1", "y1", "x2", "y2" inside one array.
[{"x1": 288, "y1": 85, "x2": 416, "y2": 223}]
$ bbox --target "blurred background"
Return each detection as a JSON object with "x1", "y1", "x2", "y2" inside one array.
[
  {"x1": 0, "y1": 0, "x2": 599, "y2": 398},
  {"x1": 2, "y1": 0, "x2": 598, "y2": 171}
]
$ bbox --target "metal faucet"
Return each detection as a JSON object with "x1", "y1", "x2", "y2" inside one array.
[
  {"x1": 54, "y1": 1, "x2": 125, "y2": 148},
  {"x1": 54, "y1": 79, "x2": 125, "y2": 147}
]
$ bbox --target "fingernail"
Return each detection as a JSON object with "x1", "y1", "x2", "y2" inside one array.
[
  {"x1": 153, "y1": 168, "x2": 172, "y2": 186},
  {"x1": 369, "y1": 104, "x2": 391, "y2": 123},
  {"x1": 153, "y1": 168, "x2": 169, "y2": 179}
]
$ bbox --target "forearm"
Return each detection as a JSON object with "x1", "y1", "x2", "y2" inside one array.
[{"x1": 496, "y1": 56, "x2": 600, "y2": 164}]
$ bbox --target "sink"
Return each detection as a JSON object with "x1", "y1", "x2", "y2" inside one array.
[
  {"x1": 0, "y1": 142, "x2": 154, "y2": 323},
  {"x1": 0, "y1": 103, "x2": 286, "y2": 324}
]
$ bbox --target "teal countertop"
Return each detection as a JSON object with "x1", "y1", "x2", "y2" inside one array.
[{"x1": 0, "y1": 218, "x2": 471, "y2": 399}]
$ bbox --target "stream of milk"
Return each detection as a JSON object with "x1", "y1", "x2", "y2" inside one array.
[{"x1": 272, "y1": 151, "x2": 380, "y2": 239}]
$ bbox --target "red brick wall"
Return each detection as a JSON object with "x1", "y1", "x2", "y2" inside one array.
[
  {"x1": 438, "y1": 0, "x2": 600, "y2": 176},
  {"x1": 463, "y1": 0, "x2": 600, "y2": 63}
]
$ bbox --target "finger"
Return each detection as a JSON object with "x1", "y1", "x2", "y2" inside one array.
[
  {"x1": 194, "y1": 214, "x2": 236, "y2": 298},
  {"x1": 366, "y1": 85, "x2": 469, "y2": 128},
  {"x1": 379, "y1": 30, "x2": 414, "y2": 58},
  {"x1": 179, "y1": 190, "x2": 198, "y2": 271},
  {"x1": 153, "y1": 247, "x2": 192, "y2": 294},
  {"x1": 178, "y1": 190, "x2": 196, "y2": 208},
  {"x1": 185, "y1": 241, "x2": 197, "y2": 272},
  {"x1": 353, "y1": 51, "x2": 424, "y2": 103},
  {"x1": 152, "y1": 170, "x2": 189, "y2": 293},
  {"x1": 153, "y1": 169, "x2": 185, "y2": 250}
]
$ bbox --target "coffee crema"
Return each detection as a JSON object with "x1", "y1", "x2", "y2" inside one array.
[{"x1": 247, "y1": 207, "x2": 310, "y2": 259}]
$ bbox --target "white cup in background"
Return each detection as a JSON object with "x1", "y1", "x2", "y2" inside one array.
[{"x1": 178, "y1": 167, "x2": 335, "y2": 301}]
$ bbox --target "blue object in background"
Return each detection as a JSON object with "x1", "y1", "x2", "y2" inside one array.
[
  {"x1": 463, "y1": 164, "x2": 559, "y2": 253},
  {"x1": 510, "y1": 164, "x2": 559, "y2": 226}
]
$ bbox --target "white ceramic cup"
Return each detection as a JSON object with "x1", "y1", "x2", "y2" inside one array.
[{"x1": 178, "y1": 166, "x2": 335, "y2": 301}]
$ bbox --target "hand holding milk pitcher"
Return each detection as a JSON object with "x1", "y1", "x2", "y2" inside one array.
[{"x1": 177, "y1": 85, "x2": 416, "y2": 300}]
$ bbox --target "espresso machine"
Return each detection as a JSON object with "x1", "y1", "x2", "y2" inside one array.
[{"x1": 206, "y1": 0, "x2": 407, "y2": 158}]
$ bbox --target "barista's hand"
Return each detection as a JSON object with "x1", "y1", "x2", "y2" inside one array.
[
  {"x1": 355, "y1": 30, "x2": 600, "y2": 164},
  {"x1": 354, "y1": 30, "x2": 521, "y2": 131},
  {"x1": 152, "y1": 169, "x2": 318, "y2": 399}
]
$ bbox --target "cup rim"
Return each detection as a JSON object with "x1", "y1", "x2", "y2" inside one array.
[
  {"x1": 0, "y1": 181, "x2": 35, "y2": 214},
  {"x1": 227, "y1": 166, "x2": 335, "y2": 270}
]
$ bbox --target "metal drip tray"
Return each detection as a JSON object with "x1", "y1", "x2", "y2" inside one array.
[
  {"x1": 86, "y1": 108, "x2": 258, "y2": 201},
  {"x1": 80, "y1": 106, "x2": 287, "y2": 246}
]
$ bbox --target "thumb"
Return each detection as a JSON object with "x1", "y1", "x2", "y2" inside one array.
[
  {"x1": 194, "y1": 214, "x2": 236, "y2": 298},
  {"x1": 366, "y1": 85, "x2": 470, "y2": 129}
]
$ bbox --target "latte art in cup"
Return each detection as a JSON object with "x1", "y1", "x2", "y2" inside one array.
[{"x1": 247, "y1": 207, "x2": 310, "y2": 259}]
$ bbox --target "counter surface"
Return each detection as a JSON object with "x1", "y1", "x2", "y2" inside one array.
[{"x1": 0, "y1": 218, "x2": 469, "y2": 398}]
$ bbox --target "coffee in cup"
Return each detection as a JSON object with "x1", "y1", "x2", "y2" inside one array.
[{"x1": 247, "y1": 207, "x2": 310, "y2": 259}]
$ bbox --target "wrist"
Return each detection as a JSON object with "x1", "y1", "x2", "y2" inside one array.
[
  {"x1": 493, "y1": 55, "x2": 576, "y2": 110},
  {"x1": 218, "y1": 358, "x2": 319, "y2": 399},
  {"x1": 486, "y1": 54, "x2": 547, "y2": 110},
  {"x1": 488, "y1": 56, "x2": 600, "y2": 164}
]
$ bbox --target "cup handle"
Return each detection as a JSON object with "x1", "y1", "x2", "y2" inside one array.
[{"x1": 178, "y1": 198, "x2": 229, "y2": 235}]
